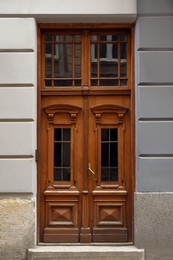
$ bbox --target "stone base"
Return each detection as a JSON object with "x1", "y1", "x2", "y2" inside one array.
[{"x1": 28, "y1": 246, "x2": 144, "y2": 260}]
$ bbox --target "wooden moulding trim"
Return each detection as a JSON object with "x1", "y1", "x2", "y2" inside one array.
[
  {"x1": 44, "y1": 190, "x2": 80, "y2": 196},
  {"x1": 44, "y1": 104, "x2": 81, "y2": 122},
  {"x1": 92, "y1": 190, "x2": 128, "y2": 196}
]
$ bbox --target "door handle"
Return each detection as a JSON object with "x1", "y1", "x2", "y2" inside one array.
[{"x1": 88, "y1": 163, "x2": 95, "y2": 176}]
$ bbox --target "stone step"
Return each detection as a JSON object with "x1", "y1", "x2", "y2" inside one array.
[{"x1": 28, "y1": 245, "x2": 145, "y2": 260}]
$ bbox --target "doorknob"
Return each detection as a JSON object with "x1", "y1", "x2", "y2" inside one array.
[{"x1": 88, "y1": 163, "x2": 95, "y2": 176}]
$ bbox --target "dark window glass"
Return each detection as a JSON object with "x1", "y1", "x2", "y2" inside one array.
[
  {"x1": 54, "y1": 128, "x2": 71, "y2": 181},
  {"x1": 101, "y1": 128, "x2": 118, "y2": 182}
]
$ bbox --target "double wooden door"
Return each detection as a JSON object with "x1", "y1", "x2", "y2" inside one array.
[{"x1": 38, "y1": 26, "x2": 133, "y2": 243}]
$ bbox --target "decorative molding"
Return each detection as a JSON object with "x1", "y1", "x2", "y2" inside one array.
[
  {"x1": 44, "y1": 104, "x2": 81, "y2": 123},
  {"x1": 91, "y1": 104, "x2": 128, "y2": 124}
]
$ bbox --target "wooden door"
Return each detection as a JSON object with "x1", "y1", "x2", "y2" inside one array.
[{"x1": 38, "y1": 25, "x2": 134, "y2": 243}]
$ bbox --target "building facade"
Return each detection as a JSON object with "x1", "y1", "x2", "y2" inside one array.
[{"x1": 0, "y1": 0, "x2": 173, "y2": 259}]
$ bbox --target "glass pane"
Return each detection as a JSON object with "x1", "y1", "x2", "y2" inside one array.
[
  {"x1": 112, "y1": 44, "x2": 118, "y2": 59},
  {"x1": 101, "y1": 129, "x2": 109, "y2": 141},
  {"x1": 74, "y1": 79, "x2": 82, "y2": 86},
  {"x1": 54, "y1": 44, "x2": 72, "y2": 79},
  {"x1": 54, "y1": 128, "x2": 71, "y2": 182},
  {"x1": 112, "y1": 35, "x2": 118, "y2": 41},
  {"x1": 110, "y1": 129, "x2": 117, "y2": 141},
  {"x1": 54, "y1": 128, "x2": 61, "y2": 141},
  {"x1": 120, "y1": 35, "x2": 127, "y2": 42},
  {"x1": 120, "y1": 79, "x2": 127, "y2": 86},
  {"x1": 90, "y1": 35, "x2": 98, "y2": 42},
  {"x1": 54, "y1": 79, "x2": 72, "y2": 87},
  {"x1": 110, "y1": 143, "x2": 118, "y2": 167},
  {"x1": 101, "y1": 168, "x2": 109, "y2": 181},
  {"x1": 45, "y1": 80, "x2": 52, "y2": 87},
  {"x1": 101, "y1": 128, "x2": 118, "y2": 182},
  {"x1": 101, "y1": 143, "x2": 109, "y2": 167},
  {"x1": 63, "y1": 143, "x2": 70, "y2": 167},
  {"x1": 45, "y1": 34, "x2": 52, "y2": 42},
  {"x1": 74, "y1": 44, "x2": 81, "y2": 78},
  {"x1": 54, "y1": 168, "x2": 61, "y2": 181},
  {"x1": 63, "y1": 168, "x2": 70, "y2": 181},
  {"x1": 74, "y1": 35, "x2": 81, "y2": 42},
  {"x1": 90, "y1": 79, "x2": 98, "y2": 86},
  {"x1": 45, "y1": 44, "x2": 52, "y2": 78},
  {"x1": 54, "y1": 143, "x2": 61, "y2": 167},
  {"x1": 100, "y1": 43, "x2": 107, "y2": 58},
  {"x1": 55, "y1": 35, "x2": 72, "y2": 42},
  {"x1": 63, "y1": 128, "x2": 70, "y2": 141},
  {"x1": 100, "y1": 79, "x2": 118, "y2": 86},
  {"x1": 120, "y1": 43, "x2": 127, "y2": 77},
  {"x1": 110, "y1": 168, "x2": 118, "y2": 181}
]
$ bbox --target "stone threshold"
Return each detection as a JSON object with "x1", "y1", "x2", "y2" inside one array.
[{"x1": 28, "y1": 245, "x2": 145, "y2": 260}]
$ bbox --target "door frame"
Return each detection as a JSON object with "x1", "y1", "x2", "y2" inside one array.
[{"x1": 37, "y1": 23, "x2": 135, "y2": 243}]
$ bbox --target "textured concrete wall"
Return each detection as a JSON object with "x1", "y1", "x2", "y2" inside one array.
[
  {"x1": 0, "y1": 196, "x2": 35, "y2": 260},
  {"x1": 135, "y1": 193, "x2": 173, "y2": 260}
]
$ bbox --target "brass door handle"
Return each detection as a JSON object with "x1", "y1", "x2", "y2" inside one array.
[{"x1": 88, "y1": 163, "x2": 95, "y2": 176}]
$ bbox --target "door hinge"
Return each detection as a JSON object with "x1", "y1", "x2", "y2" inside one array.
[{"x1": 35, "y1": 149, "x2": 38, "y2": 162}]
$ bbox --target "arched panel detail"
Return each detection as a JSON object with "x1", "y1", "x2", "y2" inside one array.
[{"x1": 44, "y1": 104, "x2": 81, "y2": 123}]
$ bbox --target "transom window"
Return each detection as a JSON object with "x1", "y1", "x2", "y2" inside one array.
[{"x1": 42, "y1": 30, "x2": 130, "y2": 89}]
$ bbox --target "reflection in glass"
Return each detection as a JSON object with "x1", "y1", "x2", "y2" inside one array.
[
  {"x1": 101, "y1": 128, "x2": 118, "y2": 182},
  {"x1": 54, "y1": 128, "x2": 71, "y2": 182},
  {"x1": 90, "y1": 33, "x2": 127, "y2": 87},
  {"x1": 44, "y1": 34, "x2": 81, "y2": 87}
]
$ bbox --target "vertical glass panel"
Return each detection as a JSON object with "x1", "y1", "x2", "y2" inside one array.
[
  {"x1": 91, "y1": 43, "x2": 98, "y2": 81},
  {"x1": 54, "y1": 143, "x2": 61, "y2": 167},
  {"x1": 120, "y1": 43, "x2": 127, "y2": 77},
  {"x1": 120, "y1": 35, "x2": 127, "y2": 42},
  {"x1": 101, "y1": 143, "x2": 109, "y2": 167},
  {"x1": 54, "y1": 128, "x2": 61, "y2": 141},
  {"x1": 74, "y1": 44, "x2": 81, "y2": 78},
  {"x1": 54, "y1": 128, "x2": 71, "y2": 182},
  {"x1": 63, "y1": 143, "x2": 70, "y2": 167},
  {"x1": 110, "y1": 143, "x2": 118, "y2": 167},
  {"x1": 120, "y1": 79, "x2": 127, "y2": 86},
  {"x1": 112, "y1": 44, "x2": 118, "y2": 60},
  {"x1": 112, "y1": 35, "x2": 118, "y2": 41},
  {"x1": 45, "y1": 43, "x2": 52, "y2": 79},
  {"x1": 74, "y1": 35, "x2": 81, "y2": 42},
  {"x1": 110, "y1": 129, "x2": 117, "y2": 141},
  {"x1": 45, "y1": 35, "x2": 52, "y2": 42},
  {"x1": 90, "y1": 35, "x2": 98, "y2": 42},
  {"x1": 100, "y1": 43, "x2": 107, "y2": 58},
  {"x1": 54, "y1": 44, "x2": 72, "y2": 79},
  {"x1": 101, "y1": 129, "x2": 109, "y2": 141},
  {"x1": 110, "y1": 168, "x2": 118, "y2": 181},
  {"x1": 101, "y1": 128, "x2": 118, "y2": 182}
]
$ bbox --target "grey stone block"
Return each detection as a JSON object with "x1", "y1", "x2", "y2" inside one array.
[
  {"x1": 137, "y1": 0, "x2": 173, "y2": 15},
  {"x1": 136, "y1": 17, "x2": 173, "y2": 49},
  {"x1": 137, "y1": 157, "x2": 173, "y2": 192},
  {"x1": 28, "y1": 246, "x2": 144, "y2": 260},
  {"x1": 138, "y1": 122, "x2": 173, "y2": 154},
  {"x1": 137, "y1": 86, "x2": 173, "y2": 119},
  {"x1": 137, "y1": 52, "x2": 173, "y2": 84}
]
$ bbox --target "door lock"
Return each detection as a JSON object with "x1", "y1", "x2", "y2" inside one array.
[{"x1": 88, "y1": 163, "x2": 95, "y2": 176}]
